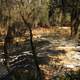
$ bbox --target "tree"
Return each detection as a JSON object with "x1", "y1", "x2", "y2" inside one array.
[
  {"x1": 48, "y1": 0, "x2": 66, "y2": 26},
  {"x1": 2, "y1": 1, "x2": 16, "y2": 80},
  {"x1": 70, "y1": 0, "x2": 80, "y2": 38},
  {"x1": 2, "y1": 0, "x2": 11, "y2": 73},
  {"x1": 16, "y1": 0, "x2": 44, "y2": 80}
]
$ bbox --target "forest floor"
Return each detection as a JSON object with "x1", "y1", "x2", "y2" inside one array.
[
  {"x1": 32, "y1": 27, "x2": 80, "y2": 80},
  {"x1": 0, "y1": 27, "x2": 80, "y2": 80}
]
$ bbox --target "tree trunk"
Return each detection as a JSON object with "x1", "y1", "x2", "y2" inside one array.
[
  {"x1": 61, "y1": 0, "x2": 66, "y2": 26},
  {"x1": 70, "y1": 0, "x2": 80, "y2": 38},
  {"x1": 20, "y1": 14, "x2": 43, "y2": 80}
]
